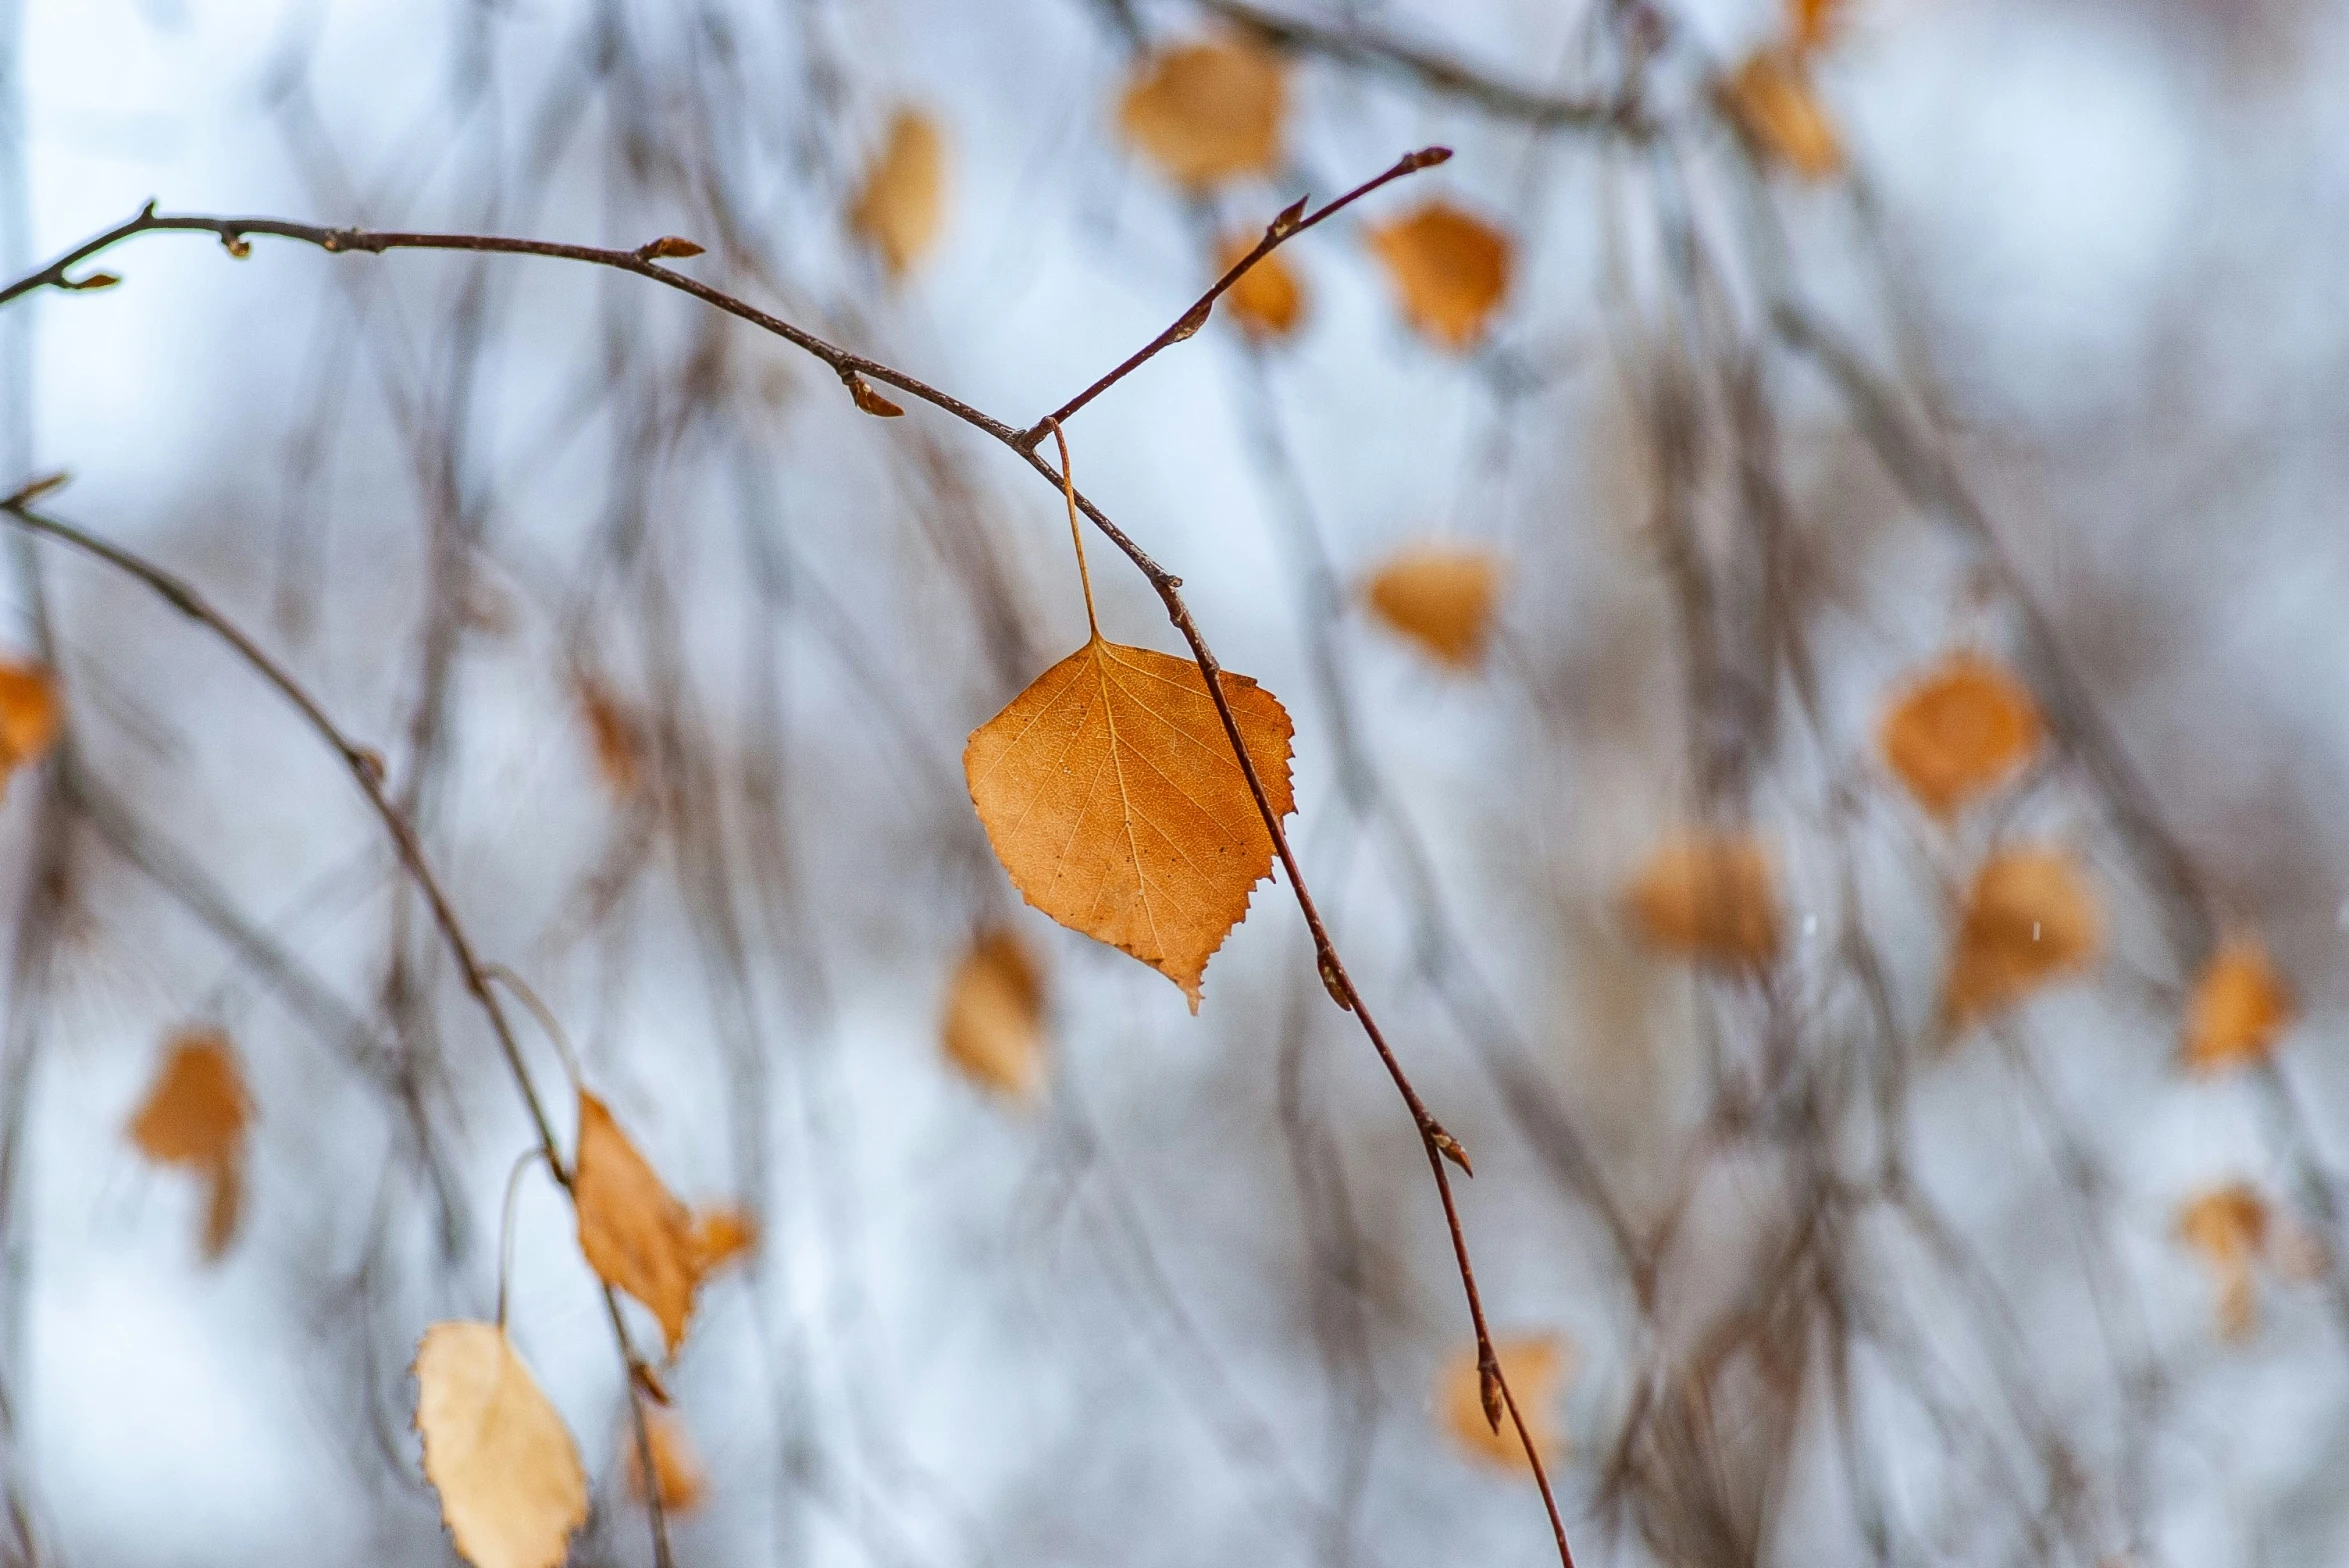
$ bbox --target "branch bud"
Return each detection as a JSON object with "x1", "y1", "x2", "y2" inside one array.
[
  {"x1": 637, "y1": 235, "x2": 705, "y2": 261},
  {"x1": 843, "y1": 372, "x2": 904, "y2": 418}
]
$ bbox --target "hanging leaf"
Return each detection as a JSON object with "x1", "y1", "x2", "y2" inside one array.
[
  {"x1": 1940, "y1": 846, "x2": 2101, "y2": 1029},
  {"x1": 1216, "y1": 235, "x2": 1304, "y2": 339},
  {"x1": 414, "y1": 1321, "x2": 589, "y2": 1568},
  {"x1": 1626, "y1": 831, "x2": 1781, "y2": 970},
  {"x1": 964, "y1": 637, "x2": 1295, "y2": 1011},
  {"x1": 1366, "y1": 202, "x2": 1513, "y2": 352},
  {"x1": 848, "y1": 107, "x2": 948, "y2": 278},
  {"x1": 1789, "y1": 0, "x2": 1851, "y2": 53},
  {"x1": 0, "y1": 659, "x2": 59, "y2": 791},
  {"x1": 2177, "y1": 1183, "x2": 2269, "y2": 1341},
  {"x1": 687, "y1": 1205, "x2": 758, "y2": 1277},
  {"x1": 1438, "y1": 1333, "x2": 1573, "y2": 1471},
  {"x1": 624, "y1": 1408, "x2": 708, "y2": 1512},
  {"x1": 1361, "y1": 542, "x2": 1505, "y2": 670},
  {"x1": 577, "y1": 676, "x2": 646, "y2": 800},
  {"x1": 1878, "y1": 652, "x2": 2042, "y2": 818},
  {"x1": 127, "y1": 1027, "x2": 251, "y2": 1260},
  {"x1": 574, "y1": 1093, "x2": 700, "y2": 1357},
  {"x1": 1719, "y1": 49, "x2": 1843, "y2": 179},
  {"x1": 2182, "y1": 938, "x2": 2294, "y2": 1076},
  {"x1": 1117, "y1": 37, "x2": 1286, "y2": 189},
  {"x1": 941, "y1": 926, "x2": 1049, "y2": 1099}
]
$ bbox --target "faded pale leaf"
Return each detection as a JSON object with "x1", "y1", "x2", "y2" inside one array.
[
  {"x1": 1439, "y1": 1334, "x2": 1573, "y2": 1471},
  {"x1": 414, "y1": 1321, "x2": 588, "y2": 1568},
  {"x1": 1117, "y1": 38, "x2": 1286, "y2": 188},
  {"x1": 1720, "y1": 49, "x2": 1843, "y2": 179},
  {"x1": 0, "y1": 660, "x2": 59, "y2": 777},
  {"x1": 688, "y1": 1206, "x2": 758, "y2": 1277},
  {"x1": 1626, "y1": 831, "x2": 1780, "y2": 969},
  {"x1": 2178, "y1": 1184, "x2": 2268, "y2": 1340},
  {"x1": 1216, "y1": 235, "x2": 1303, "y2": 339},
  {"x1": 1879, "y1": 652, "x2": 2042, "y2": 817},
  {"x1": 575, "y1": 1092, "x2": 699, "y2": 1356},
  {"x1": 941, "y1": 926, "x2": 1048, "y2": 1098},
  {"x1": 1362, "y1": 542, "x2": 1504, "y2": 670},
  {"x1": 963, "y1": 636, "x2": 1295, "y2": 1011},
  {"x1": 848, "y1": 108, "x2": 948, "y2": 278},
  {"x1": 1940, "y1": 847, "x2": 2101, "y2": 1029},
  {"x1": 624, "y1": 1409, "x2": 708, "y2": 1512},
  {"x1": 1367, "y1": 202, "x2": 1513, "y2": 351},
  {"x1": 577, "y1": 677, "x2": 645, "y2": 800},
  {"x1": 2182, "y1": 938, "x2": 2294, "y2": 1075}
]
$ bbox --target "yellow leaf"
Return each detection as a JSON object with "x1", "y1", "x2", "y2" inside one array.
[
  {"x1": 687, "y1": 1205, "x2": 758, "y2": 1277},
  {"x1": 1366, "y1": 202, "x2": 1513, "y2": 352},
  {"x1": 1789, "y1": 0, "x2": 1850, "y2": 53},
  {"x1": 128, "y1": 1028, "x2": 251, "y2": 1260},
  {"x1": 1940, "y1": 847, "x2": 2101, "y2": 1029},
  {"x1": 942, "y1": 926, "x2": 1048, "y2": 1098},
  {"x1": 1719, "y1": 49, "x2": 1843, "y2": 179},
  {"x1": 0, "y1": 660, "x2": 59, "y2": 779},
  {"x1": 414, "y1": 1321, "x2": 588, "y2": 1568},
  {"x1": 2178, "y1": 1183, "x2": 2268, "y2": 1341},
  {"x1": 1361, "y1": 542, "x2": 1505, "y2": 670},
  {"x1": 849, "y1": 108, "x2": 948, "y2": 278},
  {"x1": 1626, "y1": 831, "x2": 1780, "y2": 969},
  {"x1": 577, "y1": 677, "x2": 645, "y2": 800},
  {"x1": 1878, "y1": 652, "x2": 2042, "y2": 818},
  {"x1": 624, "y1": 1409, "x2": 708, "y2": 1512},
  {"x1": 963, "y1": 635, "x2": 1295, "y2": 1011},
  {"x1": 2182, "y1": 938, "x2": 2294, "y2": 1076},
  {"x1": 1216, "y1": 235, "x2": 1303, "y2": 339},
  {"x1": 1117, "y1": 37, "x2": 1286, "y2": 188},
  {"x1": 1438, "y1": 1333, "x2": 1573, "y2": 1472},
  {"x1": 574, "y1": 1093, "x2": 699, "y2": 1357}
]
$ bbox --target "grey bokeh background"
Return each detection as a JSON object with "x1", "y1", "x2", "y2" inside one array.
[{"x1": 3, "y1": 0, "x2": 2348, "y2": 1564}]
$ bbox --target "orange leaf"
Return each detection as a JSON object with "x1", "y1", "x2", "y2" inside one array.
[
  {"x1": 2182, "y1": 938, "x2": 2294, "y2": 1076},
  {"x1": 577, "y1": 677, "x2": 645, "y2": 800},
  {"x1": 129, "y1": 1028, "x2": 251, "y2": 1258},
  {"x1": 942, "y1": 926, "x2": 1048, "y2": 1098},
  {"x1": 2178, "y1": 1183, "x2": 2269, "y2": 1341},
  {"x1": 0, "y1": 660, "x2": 59, "y2": 781},
  {"x1": 1940, "y1": 847, "x2": 2101, "y2": 1029},
  {"x1": 1216, "y1": 235, "x2": 1304, "y2": 339},
  {"x1": 1366, "y1": 202, "x2": 1513, "y2": 352},
  {"x1": 1878, "y1": 652, "x2": 2042, "y2": 817},
  {"x1": 687, "y1": 1205, "x2": 758, "y2": 1277},
  {"x1": 1626, "y1": 831, "x2": 1780, "y2": 969},
  {"x1": 848, "y1": 107, "x2": 948, "y2": 278},
  {"x1": 414, "y1": 1321, "x2": 589, "y2": 1568},
  {"x1": 1117, "y1": 37, "x2": 1286, "y2": 189},
  {"x1": 1361, "y1": 542, "x2": 1505, "y2": 670},
  {"x1": 574, "y1": 1093, "x2": 700, "y2": 1357},
  {"x1": 964, "y1": 636, "x2": 1295, "y2": 1011},
  {"x1": 1789, "y1": 0, "x2": 1850, "y2": 53},
  {"x1": 1719, "y1": 49, "x2": 1843, "y2": 179},
  {"x1": 1438, "y1": 1333, "x2": 1573, "y2": 1472},
  {"x1": 624, "y1": 1408, "x2": 708, "y2": 1512}
]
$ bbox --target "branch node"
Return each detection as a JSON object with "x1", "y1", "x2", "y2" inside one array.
[
  {"x1": 1478, "y1": 1350, "x2": 1505, "y2": 1433},
  {"x1": 1317, "y1": 950, "x2": 1353, "y2": 1011},
  {"x1": 842, "y1": 371, "x2": 904, "y2": 418},
  {"x1": 636, "y1": 235, "x2": 705, "y2": 262},
  {"x1": 1433, "y1": 1128, "x2": 1474, "y2": 1177},
  {"x1": 220, "y1": 232, "x2": 251, "y2": 260},
  {"x1": 1, "y1": 472, "x2": 68, "y2": 510},
  {"x1": 60, "y1": 271, "x2": 120, "y2": 292},
  {"x1": 353, "y1": 746, "x2": 387, "y2": 787}
]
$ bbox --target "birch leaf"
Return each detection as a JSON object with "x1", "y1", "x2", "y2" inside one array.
[
  {"x1": 1626, "y1": 831, "x2": 1780, "y2": 970},
  {"x1": 1941, "y1": 846, "x2": 2101, "y2": 1029},
  {"x1": 1217, "y1": 235, "x2": 1303, "y2": 339},
  {"x1": 625, "y1": 1409, "x2": 708, "y2": 1512},
  {"x1": 1439, "y1": 1333, "x2": 1573, "y2": 1471},
  {"x1": 1879, "y1": 652, "x2": 2041, "y2": 817},
  {"x1": 1362, "y1": 542, "x2": 1504, "y2": 670},
  {"x1": 574, "y1": 1092, "x2": 699, "y2": 1357},
  {"x1": 849, "y1": 108, "x2": 948, "y2": 278},
  {"x1": 687, "y1": 1206, "x2": 758, "y2": 1276},
  {"x1": 964, "y1": 635, "x2": 1295, "y2": 1011},
  {"x1": 128, "y1": 1028, "x2": 251, "y2": 1260},
  {"x1": 942, "y1": 926, "x2": 1048, "y2": 1098},
  {"x1": 2183, "y1": 938, "x2": 2294, "y2": 1075},
  {"x1": 1367, "y1": 202, "x2": 1513, "y2": 351},
  {"x1": 1118, "y1": 38, "x2": 1286, "y2": 188},
  {"x1": 2178, "y1": 1183, "x2": 2269, "y2": 1340},
  {"x1": 1720, "y1": 49, "x2": 1843, "y2": 179},
  {"x1": 414, "y1": 1322, "x2": 589, "y2": 1568},
  {"x1": 577, "y1": 677, "x2": 645, "y2": 800},
  {"x1": 0, "y1": 659, "x2": 59, "y2": 781},
  {"x1": 1790, "y1": 0, "x2": 1850, "y2": 52}
]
